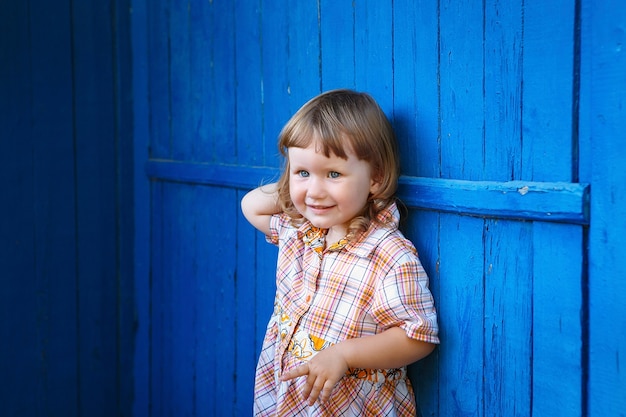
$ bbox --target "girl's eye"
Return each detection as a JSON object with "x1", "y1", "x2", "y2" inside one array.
[
  {"x1": 297, "y1": 170, "x2": 310, "y2": 178},
  {"x1": 328, "y1": 171, "x2": 341, "y2": 179}
]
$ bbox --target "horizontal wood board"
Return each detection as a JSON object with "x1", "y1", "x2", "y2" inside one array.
[{"x1": 146, "y1": 161, "x2": 589, "y2": 224}]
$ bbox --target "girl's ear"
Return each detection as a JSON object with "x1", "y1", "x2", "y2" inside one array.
[{"x1": 369, "y1": 176, "x2": 382, "y2": 197}]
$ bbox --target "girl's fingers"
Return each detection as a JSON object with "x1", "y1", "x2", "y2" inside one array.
[
  {"x1": 318, "y1": 381, "x2": 335, "y2": 404},
  {"x1": 280, "y1": 361, "x2": 339, "y2": 405},
  {"x1": 304, "y1": 375, "x2": 337, "y2": 405},
  {"x1": 304, "y1": 375, "x2": 327, "y2": 405},
  {"x1": 280, "y1": 364, "x2": 309, "y2": 381}
]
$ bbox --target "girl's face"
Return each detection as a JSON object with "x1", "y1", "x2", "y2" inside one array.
[{"x1": 288, "y1": 141, "x2": 380, "y2": 238}]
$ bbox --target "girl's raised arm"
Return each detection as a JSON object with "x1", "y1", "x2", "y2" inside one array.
[{"x1": 241, "y1": 183, "x2": 281, "y2": 236}]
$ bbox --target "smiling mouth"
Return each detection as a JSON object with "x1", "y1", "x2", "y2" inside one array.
[{"x1": 307, "y1": 204, "x2": 334, "y2": 211}]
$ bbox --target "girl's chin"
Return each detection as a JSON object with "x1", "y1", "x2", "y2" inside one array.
[
  {"x1": 301, "y1": 215, "x2": 333, "y2": 230},
  {"x1": 304, "y1": 217, "x2": 330, "y2": 229},
  {"x1": 306, "y1": 217, "x2": 349, "y2": 234}
]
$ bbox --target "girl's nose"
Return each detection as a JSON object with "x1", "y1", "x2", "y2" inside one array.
[{"x1": 306, "y1": 176, "x2": 326, "y2": 199}]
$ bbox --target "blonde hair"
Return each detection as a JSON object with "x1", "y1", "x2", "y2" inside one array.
[{"x1": 276, "y1": 89, "x2": 400, "y2": 240}]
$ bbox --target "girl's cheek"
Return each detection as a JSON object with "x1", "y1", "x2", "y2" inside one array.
[
  {"x1": 289, "y1": 185, "x2": 303, "y2": 205},
  {"x1": 292, "y1": 191, "x2": 304, "y2": 206}
]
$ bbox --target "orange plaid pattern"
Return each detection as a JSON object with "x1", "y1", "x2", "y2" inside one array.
[{"x1": 254, "y1": 203, "x2": 439, "y2": 416}]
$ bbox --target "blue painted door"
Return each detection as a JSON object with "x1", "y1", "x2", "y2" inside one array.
[{"x1": 134, "y1": 1, "x2": 624, "y2": 416}]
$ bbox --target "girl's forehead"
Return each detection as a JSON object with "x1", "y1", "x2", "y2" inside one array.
[
  {"x1": 287, "y1": 143, "x2": 352, "y2": 161},
  {"x1": 290, "y1": 133, "x2": 355, "y2": 157}
]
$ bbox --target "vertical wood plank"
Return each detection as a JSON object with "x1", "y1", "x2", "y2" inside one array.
[
  {"x1": 392, "y1": 0, "x2": 440, "y2": 178},
  {"x1": 438, "y1": 215, "x2": 485, "y2": 417},
  {"x1": 235, "y1": 0, "x2": 263, "y2": 166},
  {"x1": 150, "y1": 182, "x2": 166, "y2": 417},
  {"x1": 170, "y1": 0, "x2": 193, "y2": 160},
  {"x1": 189, "y1": 0, "x2": 213, "y2": 163},
  {"x1": 0, "y1": 1, "x2": 39, "y2": 415},
  {"x1": 354, "y1": 1, "x2": 392, "y2": 110},
  {"x1": 235, "y1": 190, "x2": 260, "y2": 415},
  {"x1": 404, "y1": 210, "x2": 441, "y2": 417},
  {"x1": 260, "y1": 0, "x2": 290, "y2": 167},
  {"x1": 112, "y1": 0, "x2": 138, "y2": 413},
  {"x1": 483, "y1": 0, "x2": 523, "y2": 181},
  {"x1": 521, "y1": 1, "x2": 576, "y2": 182},
  {"x1": 148, "y1": 0, "x2": 171, "y2": 159},
  {"x1": 320, "y1": 0, "x2": 354, "y2": 90},
  {"x1": 211, "y1": 0, "x2": 237, "y2": 165},
  {"x1": 30, "y1": 0, "x2": 79, "y2": 415},
  {"x1": 286, "y1": 1, "x2": 321, "y2": 110},
  {"x1": 130, "y1": 0, "x2": 152, "y2": 415},
  {"x1": 532, "y1": 223, "x2": 583, "y2": 416},
  {"x1": 483, "y1": 220, "x2": 532, "y2": 416},
  {"x1": 213, "y1": 187, "x2": 238, "y2": 416},
  {"x1": 71, "y1": 1, "x2": 119, "y2": 415},
  {"x1": 166, "y1": 182, "x2": 197, "y2": 416},
  {"x1": 581, "y1": 0, "x2": 626, "y2": 414},
  {"x1": 439, "y1": 0, "x2": 485, "y2": 180},
  {"x1": 194, "y1": 187, "x2": 214, "y2": 417}
]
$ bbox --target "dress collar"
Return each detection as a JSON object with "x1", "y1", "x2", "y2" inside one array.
[
  {"x1": 297, "y1": 202, "x2": 400, "y2": 259},
  {"x1": 300, "y1": 227, "x2": 349, "y2": 259}
]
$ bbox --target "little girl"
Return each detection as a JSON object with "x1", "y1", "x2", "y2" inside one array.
[{"x1": 241, "y1": 89, "x2": 439, "y2": 416}]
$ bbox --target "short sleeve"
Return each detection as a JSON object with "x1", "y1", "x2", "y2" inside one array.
[
  {"x1": 371, "y1": 258, "x2": 440, "y2": 345},
  {"x1": 266, "y1": 212, "x2": 291, "y2": 246}
]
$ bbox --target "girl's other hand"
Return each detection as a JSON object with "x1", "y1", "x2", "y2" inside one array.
[{"x1": 280, "y1": 346, "x2": 349, "y2": 405}]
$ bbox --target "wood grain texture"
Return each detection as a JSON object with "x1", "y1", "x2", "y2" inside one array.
[
  {"x1": 260, "y1": 0, "x2": 290, "y2": 166},
  {"x1": 532, "y1": 222, "x2": 583, "y2": 416},
  {"x1": 580, "y1": 0, "x2": 626, "y2": 414},
  {"x1": 522, "y1": 1, "x2": 576, "y2": 182},
  {"x1": 438, "y1": 214, "x2": 485, "y2": 417},
  {"x1": 130, "y1": 0, "x2": 152, "y2": 415},
  {"x1": 147, "y1": 0, "x2": 171, "y2": 159},
  {"x1": 235, "y1": 0, "x2": 263, "y2": 167},
  {"x1": 483, "y1": 220, "x2": 533, "y2": 416},
  {"x1": 29, "y1": 1, "x2": 79, "y2": 415},
  {"x1": 392, "y1": 0, "x2": 440, "y2": 178},
  {"x1": 320, "y1": 0, "x2": 355, "y2": 90},
  {"x1": 0, "y1": 2, "x2": 40, "y2": 415},
  {"x1": 354, "y1": 0, "x2": 393, "y2": 110},
  {"x1": 439, "y1": 0, "x2": 485, "y2": 181},
  {"x1": 72, "y1": 0, "x2": 119, "y2": 413},
  {"x1": 1, "y1": 0, "x2": 134, "y2": 415}
]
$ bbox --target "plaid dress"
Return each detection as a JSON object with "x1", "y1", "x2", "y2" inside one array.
[{"x1": 254, "y1": 203, "x2": 439, "y2": 416}]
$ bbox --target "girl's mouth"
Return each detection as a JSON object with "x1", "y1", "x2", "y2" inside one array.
[{"x1": 307, "y1": 204, "x2": 334, "y2": 213}]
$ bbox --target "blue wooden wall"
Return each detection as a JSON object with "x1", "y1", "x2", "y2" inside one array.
[
  {"x1": 0, "y1": 0, "x2": 135, "y2": 416},
  {"x1": 1, "y1": 0, "x2": 625, "y2": 416},
  {"x1": 137, "y1": 0, "x2": 626, "y2": 416}
]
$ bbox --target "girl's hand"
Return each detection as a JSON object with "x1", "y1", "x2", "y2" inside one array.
[
  {"x1": 280, "y1": 346, "x2": 349, "y2": 405},
  {"x1": 280, "y1": 328, "x2": 436, "y2": 405}
]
